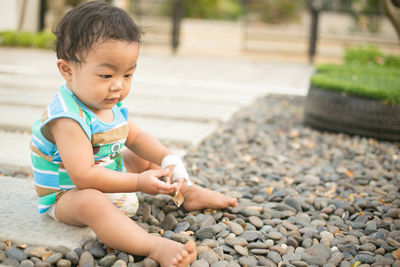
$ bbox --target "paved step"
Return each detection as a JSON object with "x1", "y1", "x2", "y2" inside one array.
[{"x1": 0, "y1": 176, "x2": 94, "y2": 251}]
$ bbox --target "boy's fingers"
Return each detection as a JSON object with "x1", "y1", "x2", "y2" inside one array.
[
  {"x1": 166, "y1": 165, "x2": 175, "y2": 179},
  {"x1": 156, "y1": 179, "x2": 178, "y2": 192},
  {"x1": 154, "y1": 169, "x2": 170, "y2": 178}
]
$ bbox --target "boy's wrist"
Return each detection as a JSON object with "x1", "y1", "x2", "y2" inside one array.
[{"x1": 161, "y1": 154, "x2": 192, "y2": 187}]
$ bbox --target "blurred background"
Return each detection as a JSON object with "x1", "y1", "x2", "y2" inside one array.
[{"x1": 0, "y1": 0, "x2": 399, "y2": 64}]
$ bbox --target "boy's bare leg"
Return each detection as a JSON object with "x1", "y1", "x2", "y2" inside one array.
[
  {"x1": 54, "y1": 188, "x2": 196, "y2": 267},
  {"x1": 123, "y1": 150, "x2": 237, "y2": 211}
]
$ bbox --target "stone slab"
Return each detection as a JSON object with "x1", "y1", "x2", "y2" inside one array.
[
  {"x1": 0, "y1": 131, "x2": 187, "y2": 175},
  {"x1": 0, "y1": 176, "x2": 94, "y2": 251}
]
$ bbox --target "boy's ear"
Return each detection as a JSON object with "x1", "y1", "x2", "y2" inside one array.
[{"x1": 57, "y1": 59, "x2": 73, "y2": 81}]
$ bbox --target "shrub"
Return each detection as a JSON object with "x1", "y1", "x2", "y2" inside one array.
[
  {"x1": 162, "y1": 0, "x2": 244, "y2": 21},
  {"x1": 344, "y1": 46, "x2": 400, "y2": 68},
  {"x1": 0, "y1": 31, "x2": 55, "y2": 49},
  {"x1": 248, "y1": 0, "x2": 303, "y2": 24}
]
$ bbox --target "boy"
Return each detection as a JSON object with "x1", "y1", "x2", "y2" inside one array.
[{"x1": 30, "y1": 1, "x2": 237, "y2": 266}]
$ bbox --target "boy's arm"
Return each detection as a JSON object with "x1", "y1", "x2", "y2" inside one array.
[
  {"x1": 48, "y1": 117, "x2": 176, "y2": 194},
  {"x1": 125, "y1": 119, "x2": 191, "y2": 188},
  {"x1": 124, "y1": 119, "x2": 171, "y2": 166}
]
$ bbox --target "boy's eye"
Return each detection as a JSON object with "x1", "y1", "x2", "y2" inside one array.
[
  {"x1": 101, "y1": 75, "x2": 112, "y2": 79},
  {"x1": 124, "y1": 74, "x2": 133, "y2": 78}
]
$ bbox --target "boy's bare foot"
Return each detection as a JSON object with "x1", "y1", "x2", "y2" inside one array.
[
  {"x1": 149, "y1": 239, "x2": 196, "y2": 267},
  {"x1": 182, "y1": 184, "x2": 237, "y2": 211}
]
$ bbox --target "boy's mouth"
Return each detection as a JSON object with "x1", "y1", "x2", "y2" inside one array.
[{"x1": 105, "y1": 97, "x2": 119, "y2": 104}]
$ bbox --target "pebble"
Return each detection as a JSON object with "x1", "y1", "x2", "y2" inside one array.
[
  {"x1": 267, "y1": 250, "x2": 282, "y2": 264},
  {"x1": 198, "y1": 251, "x2": 219, "y2": 264},
  {"x1": 143, "y1": 258, "x2": 157, "y2": 267},
  {"x1": 45, "y1": 252, "x2": 63, "y2": 264},
  {"x1": 57, "y1": 259, "x2": 72, "y2": 267},
  {"x1": 228, "y1": 221, "x2": 243, "y2": 235},
  {"x1": 65, "y1": 251, "x2": 79, "y2": 265},
  {"x1": 79, "y1": 251, "x2": 95, "y2": 267},
  {"x1": 233, "y1": 245, "x2": 248, "y2": 256},
  {"x1": 191, "y1": 259, "x2": 209, "y2": 267},
  {"x1": 238, "y1": 256, "x2": 258, "y2": 266},
  {"x1": 225, "y1": 237, "x2": 248, "y2": 247},
  {"x1": 302, "y1": 244, "x2": 331, "y2": 265},
  {"x1": 20, "y1": 259, "x2": 35, "y2": 267},
  {"x1": 248, "y1": 216, "x2": 263, "y2": 228},
  {"x1": 266, "y1": 231, "x2": 283, "y2": 240},
  {"x1": 160, "y1": 214, "x2": 178, "y2": 231},
  {"x1": 99, "y1": 254, "x2": 117, "y2": 267},
  {"x1": 239, "y1": 230, "x2": 261, "y2": 242},
  {"x1": 6, "y1": 247, "x2": 28, "y2": 261}
]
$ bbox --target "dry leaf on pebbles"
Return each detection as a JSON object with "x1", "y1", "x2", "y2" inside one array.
[{"x1": 173, "y1": 191, "x2": 184, "y2": 207}]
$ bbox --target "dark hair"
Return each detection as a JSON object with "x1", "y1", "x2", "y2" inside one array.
[{"x1": 54, "y1": 1, "x2": 142, "y2": 63}]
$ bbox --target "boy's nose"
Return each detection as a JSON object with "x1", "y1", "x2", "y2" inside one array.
[{"x1": 110, "y1": 79, "x2": 123, "y2": 91}]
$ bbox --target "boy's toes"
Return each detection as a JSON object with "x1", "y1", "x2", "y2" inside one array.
[
  {"x1": 184, "y1": 240, "x2": 196, "y2": 254},
  {"x1": 175, "y1": 241, "x2": 196, "y2": 267},
  {"x1": 230, "y1": 198, "x2": 238, "y2": 207}
]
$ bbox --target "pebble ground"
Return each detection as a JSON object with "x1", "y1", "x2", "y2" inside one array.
[{"x1": 1, "y1": 95, "x2": 400, "y2": 267}]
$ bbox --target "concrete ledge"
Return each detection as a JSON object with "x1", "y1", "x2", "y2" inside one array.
[{"x1": 0, "y1": 177, "x2": 94, "y2": 251}]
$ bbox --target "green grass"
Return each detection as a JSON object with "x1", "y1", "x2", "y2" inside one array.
[
  {"x1": 0, "y1": 31, "x2": 55, "y2": 49},
  {"x1": 311, "y1": 64, "x2": 400, "y2": 103}
]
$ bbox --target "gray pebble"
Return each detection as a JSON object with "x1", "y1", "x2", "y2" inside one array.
[
  {"x1": 266, "y1": 231, "x2": 283, "y2": 240},
  {"x1": 239, "y1": 230, "x2": 261, "y2": 242},
  {"x1": 89, "y1": 246, "x2": 106, "y2": 258},
  {"x1": 248, "y1": 216, "x2": 263, "y2": 229},
  {"x1": 267, "y1": 251, "x2": 282, "y2": 264},
  {"x1": 238, "y1": 256, "x2": 258, "y2": 266},
  {"x1": 282, "y1": 253, "x2": 301, "y2": 261},
  {"x1": 20, "y1": 260, "x2": 35, "y2": 267},
  {"x1": 229, "y1": 222, "x2": 244, "y2": 236},
  {"x1": 160, "y1": 214, "x2": 178, "y2": 231},
  {"x1": 174, "y1": 222, "x2": 190, "y2": 233},
  {"x1": 6, "y1": 247, "x2": 28, "y2": 261},
  {"x1": 3, "y1": 258, "x2": 19, "y2": 267},
  {"x1": 198, "y1": 251, "x2": 219, "y2": 264},
  {"x1": 233, "y1": 245, "x2": 248, "y2": 256},
  {"x1": 353, "y1": 253, "x2": 375, "y2": 264},
  {"x1": 224, "y1": 237, "x2": 248, "y2": 247},
  {"x1": 65, "y1": 251, "x2": 79, "y2": 265},
  {"x1": 99, "y1": 254, "x2": 117, "y2": 267},
  {"x1": 57, "y1": 259, "x2": 72, "y2": 267},
  {"x1": 195, "y1": 225, "x2": 221, "y2": 240},
  {"x1": 249, "y1": 249, "x2": 268, "y2": 255},
  {"x1": 79, "y1": 251, "x2": 95, "y2": 267},
  {"x1": 45, "y1": 252, "x2": 63, "y2": 264},
  {"x1": 172, "y1": 232, "x2": 195, "y2": 243},
  {"x1": 142, "y1": 258, "x2": 157, "y2": 267},
  {"x1": 191, "y1": 259, "x2": 209, "y2": 267},
  {"x1": 302, "y1": 244, "x2": 331, "y2": 265},
  {"x1": 211, "y1": 261, "x2": 229, "y2": 267}
]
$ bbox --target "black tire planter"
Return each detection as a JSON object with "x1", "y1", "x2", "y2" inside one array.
[{"x1": 304, "y1": 86, "x2": 400, "y2": 142}]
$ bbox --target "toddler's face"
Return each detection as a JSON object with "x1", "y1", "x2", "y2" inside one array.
[{"x1": 67, "y1": 40, "x2": 140, "y2": 113}]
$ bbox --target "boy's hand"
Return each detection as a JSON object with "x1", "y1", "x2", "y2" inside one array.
[
  {"x1": 137, "y1": 169, "x2": 179, "y2": 195},
  {"x1": 164, "y1": 165, "x2": 185, "y2": 191},
  {"x1": 161, "y1": 154, "x2": 193, "y2": 188}
]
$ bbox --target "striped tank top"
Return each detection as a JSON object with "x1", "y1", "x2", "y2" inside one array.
[{"x1": 31, "y1": 85, "x2": 129, "y2": 214}]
